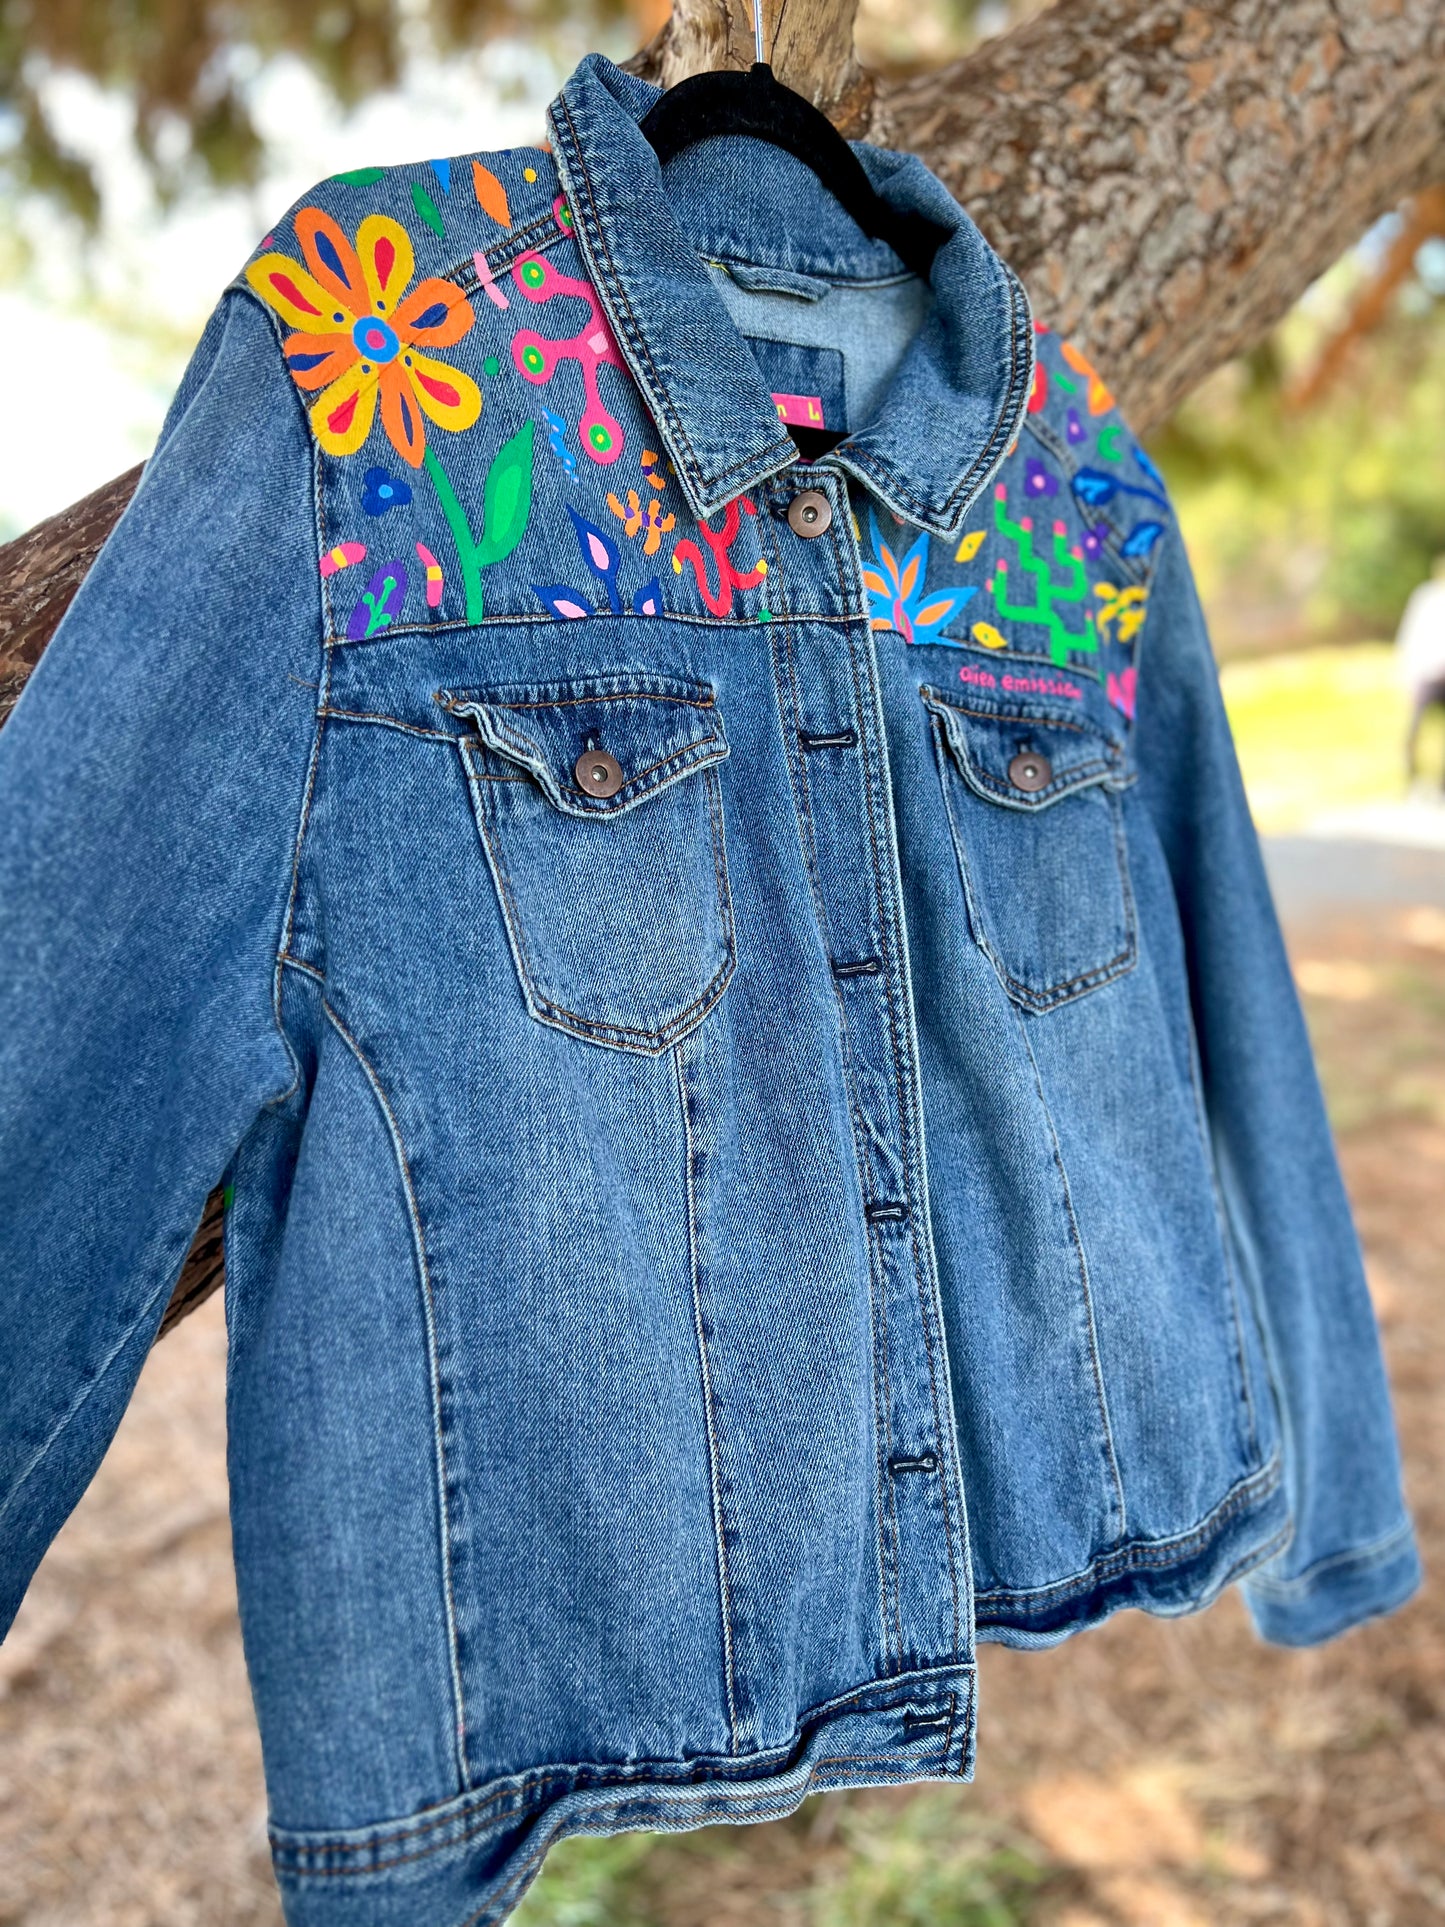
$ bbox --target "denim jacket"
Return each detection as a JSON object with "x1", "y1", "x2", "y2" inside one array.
[{"x1": 0, "y1": 50, "x2": 1421, "y2": 1927}]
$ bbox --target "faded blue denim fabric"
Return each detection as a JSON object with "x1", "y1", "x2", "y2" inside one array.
[{"x1": 0, "y1": 48, "x2": 1422, "y2": 1927}]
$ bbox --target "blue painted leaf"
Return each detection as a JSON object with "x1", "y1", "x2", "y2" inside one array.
[
  {"x1": 567, "y1": 505, "x2": 622, "y2": 613},
  {"x1": 532, "y1": 584, "x2": 592, "y2": 620},
  {"x1": 430, "y1": 158, "x2": 452, "y2": 194},
  {"x1": 1071, "y1": 467, "x2": 1119, "y2": 507},
  {"x1": 634, "y1": 577, "x2": 661, "y2": 616},
  {"x1": 1120, "y1": 519, "x2": 1166, "y2": 558}
]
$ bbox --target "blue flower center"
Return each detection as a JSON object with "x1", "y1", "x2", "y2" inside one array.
[{"x1": 352, "y1": 315, "x2": 400, "y2": 364}]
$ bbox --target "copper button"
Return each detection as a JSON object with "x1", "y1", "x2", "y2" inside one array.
[
  {"x1": 786, "y1": 490, "x2": 832, "y2": 538},
  {"x1": 1007, "y1": 750, "x2": 1053, "y2": 793},
  {"x1": 575, "y1": 748, "x2": 624, "y2": 797}
]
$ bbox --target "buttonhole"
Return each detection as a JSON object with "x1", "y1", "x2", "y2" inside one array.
[
  {"x1": 865, "y1": 1200, "x2": 907, "y2": 1223},
  {"x1": 799, "y1": 728, "x2": 857, "y2": 750},
  {"x1": 901, "y1": 1707, "x2": 950, "y2": 1733},
  {"x1": 888, "y1": 1453, "x2": 938, "y2": 1476},
  {"x1": 832, "y1": 957, "x2": 881, "y2": 978}
]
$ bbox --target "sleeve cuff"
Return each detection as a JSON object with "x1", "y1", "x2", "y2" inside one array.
[{"x1": 1239, "y1": 1519, "x2": 1423, "y2": 1648}]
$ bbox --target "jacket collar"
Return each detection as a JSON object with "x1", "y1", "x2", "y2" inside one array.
[{"x1": 547, "y1": 54, "x2": 1035, "y2": 538}]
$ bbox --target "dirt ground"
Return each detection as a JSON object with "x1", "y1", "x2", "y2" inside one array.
[{"x1": 2, "y1": 901, "x2": 1442, "y2": 1927}]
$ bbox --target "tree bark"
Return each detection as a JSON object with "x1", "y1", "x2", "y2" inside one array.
[{"x1": 2, "y1": 0, "x2": 1443, "y2": 1342}]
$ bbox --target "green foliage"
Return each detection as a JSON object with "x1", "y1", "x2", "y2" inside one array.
[
  {"x1": 0, "y1": 0, "x2": 631, "y2": 227},
  {"x1": 1153, "y1": 291, "x2": 1445, "y2": 652},
  {"x1": 1218, "y1": 642, "x2": 1413, "y2": 834},
  {"x1": 512, "y1": 1828, "x2": 663, "y2": 1927},
  {"x1": 810, "y1": 1792, "x2": 1052, "y2": 1927},
  {"x1": 510, "y1": 1791, "x2": 1055, "y2": 1927}
]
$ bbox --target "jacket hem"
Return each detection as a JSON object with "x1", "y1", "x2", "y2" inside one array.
[
  {"x1": 973, "y1": 1449, "x2": 1289, "y2": 1647},
  {"x1": 268, "y1": 1661, "x2": 976, "y2": 1926},
  {"x1": 1238, "y1": 1517, "x2": 1423, "y2": 1648}
]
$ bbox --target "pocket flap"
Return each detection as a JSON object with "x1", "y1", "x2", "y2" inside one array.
[
  {"x1": 921, "y1": 686, "x2": 1131, "y2": 812},
  {"x1": 440, "y1": 673, "x2": 727, "y2": 818}
]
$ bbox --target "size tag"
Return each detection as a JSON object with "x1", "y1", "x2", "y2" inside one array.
[
  {"x1": 743, "y1": 338, "x2": 848, "y2": 457},
  {"x1": 772, "y1": 392, "x2": 827, "y2": 429}
]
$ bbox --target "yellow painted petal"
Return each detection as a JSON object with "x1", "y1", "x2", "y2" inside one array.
[
  {"x1": 246, "y1": 252, "x2": 348, "y2": 330},
  {"x1": 310, "y1": 362, "x2": 379, "y2": 457},
  {"x1": 971, "y1": 621, "x2": 1008, "y2": 650},
  {"x1": 954, "y1": 529, "x2": 985, "y2": 563},
  {"x1": 403, "y1": 350, "x2": 482, "y2": 433},
  {"x1": 356, "y1": 214, "x2": 416, "y2": 316}
]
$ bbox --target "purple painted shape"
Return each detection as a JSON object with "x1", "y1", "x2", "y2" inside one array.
[{"x1": 347, "y1": 560, "x2": 409, "y2": 640}]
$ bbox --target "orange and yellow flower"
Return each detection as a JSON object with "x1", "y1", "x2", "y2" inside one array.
[{"x1": 246, "y1": 207, "x2": 481, "y2": 467}]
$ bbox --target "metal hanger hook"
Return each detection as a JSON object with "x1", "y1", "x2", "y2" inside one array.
[{"x1": 749, "y1": 0, "x2": 768, "y2": 68}]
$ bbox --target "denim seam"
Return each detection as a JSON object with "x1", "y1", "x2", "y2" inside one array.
[
  {"x1": 479, "y1": 689, "x2": 716, "y2": 710},
  {"x1": 926, "y1": 691, "x2": 1125, "y2": 743},
  {"x1": 1180, "y1": 983, "x2": 1263, "y2": 1463},
  {"x1": 832, "y1": 578, "x2": 908, "y2": 1670},
  {"x1": 1017, "y1": 1014, "x2": 1129, "y2": 1543},
  {"x1": 674, "y1": 1040, "x2": 741, "y2": 1753},
  {"x1": 840, "y1": 611, "x2": 916, "y2": 1665},
  {"x1": 844, "y1": 615, "x2": 964, "y2": 1655},
  {"x1": 327, "y1": 608, "x2": 871, "y2": 647},
  {"x1": 764, "y1": 575, "x2": 900, "y2": 1671},
  {"x1": 318, "y1": 706, "x2": 455, "y2": 741},
  {"x1": 262, "y1": 340, "x2": 334, "y2": 1111},
  {"x1": 315, "y1": 995, "x2": 471, "y2": 1791},
  {"x1": 0, "y1": 1262, "x2": 187, "y2": 1540},
  {"x1": 268, "y1": 1659, "x2": 978, "y2": 1867},
  {"x1": 1243, "y1": 1517, "x2": 1417, "y2": 1599},
  {"x1": 453, "y1": 212, "x2": 569, "y2": 292},
  {"x1": 461, "y1": 740, "x2": 737, "y2": 1050},
  {"x1": 975, "y1": 1449, "x2": 1284, "y2": 1606}
]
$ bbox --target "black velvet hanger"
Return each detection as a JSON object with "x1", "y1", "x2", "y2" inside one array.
[{"x1": 637, "y1": 60, "x2": 949, "y2": 284}]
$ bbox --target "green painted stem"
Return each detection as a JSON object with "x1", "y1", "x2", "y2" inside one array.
[{"x1": 423, "y1": 444, "x2": 485, "y2": 623}]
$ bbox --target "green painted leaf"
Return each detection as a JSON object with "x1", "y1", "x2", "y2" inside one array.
[
  {"x1": 411, "y1": 181, "x2": 445, "y2": 238},
  {"x1": 476, "y1": 421, "x2": 534, "y2": 568},
  {"x1": 332, "y1": 166, "x2": 385, "y2": 186}
]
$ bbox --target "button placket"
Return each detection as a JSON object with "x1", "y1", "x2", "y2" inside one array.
[{"x1": 765, "y1": 468, "x2": 973, "y2": 1675}]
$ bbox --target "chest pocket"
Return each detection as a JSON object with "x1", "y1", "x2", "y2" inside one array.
[
  {"x1": 442, "y1": 673, "x2": 735, "y2": 1054},
  {"x1": 921, "y1": 685, "x2": 1137, "y2": 1013}
]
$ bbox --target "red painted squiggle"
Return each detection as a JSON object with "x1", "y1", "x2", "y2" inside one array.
[{"x1": 670, "y1": 497, "x2": 768, "y2": 617}]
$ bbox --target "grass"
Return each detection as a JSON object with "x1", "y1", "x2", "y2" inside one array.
[
  {"x1": 509, "y1": 1794, "x2": 1055, "y2": 1927},
  {"x1": 1218, "y1": 639, "x2": 1445, "y2": 834}
]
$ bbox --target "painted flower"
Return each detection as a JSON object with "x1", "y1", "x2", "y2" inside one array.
[
  {"x1": 863, "y1": 512, "x2": 975, "y2": 645},
  {"x1": 361, "y1": 466, "x2": 413, "y2": 515},
  {"x1": 247, "y1": 207, "x2": 481, "y2": 466}
]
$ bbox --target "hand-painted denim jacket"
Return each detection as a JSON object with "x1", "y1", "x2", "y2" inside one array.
[{"x1": 0, "y1": 49, "x2": 1422, "y2": 1927}]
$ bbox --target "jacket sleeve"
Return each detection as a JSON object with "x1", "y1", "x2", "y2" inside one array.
[
  {"x1": 0, "y1": 287, "x2": 321, "y2": 1640},
  {"x1": 1134, "y1": 513, "x2": 1423, "y2": 1647}
]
